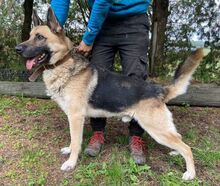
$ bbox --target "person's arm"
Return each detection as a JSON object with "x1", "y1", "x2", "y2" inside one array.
[
  {"x1": 51, "y1": 0, "x2": 113, "y2": 55},
  {"x1": 51, "y1": 0, "x2": 70, "y2": 27},
  {"x1": 82, "y1": 0, "x2": 114, "y2": 46}
]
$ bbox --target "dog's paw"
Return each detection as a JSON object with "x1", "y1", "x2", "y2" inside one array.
[
  {"x1": 61, "y1": 147, "x2": 71, "y2": 155},
  {"x1": 182, "y1": 171, "x2": 196, "y2": 181},
  {"x1": 122, "y1": 116, "x2": 132, "y2": 123},
  {"x1": 169, "y1": 151, "x2": 180, "y2": 156},
  {"x1": 60, "y1": 160, "x2": 76, "y2": 171}
]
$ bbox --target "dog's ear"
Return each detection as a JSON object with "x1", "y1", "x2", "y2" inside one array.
[
  {"x1": 47, "y1": 7, "x2": 62, "y2": 34},
  {"x1": 32, "y1": 9, "x2": 44, "y2": 26}
]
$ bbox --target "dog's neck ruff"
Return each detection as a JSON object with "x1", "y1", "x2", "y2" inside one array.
[{"x1": 28, "y1": 48, "x2": 75, "y2": 82}]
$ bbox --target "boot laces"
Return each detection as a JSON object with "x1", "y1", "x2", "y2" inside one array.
[
  {"x1": 89, "y1": 131, "x2": 104, "y2": 145},
  {"x1": 130, "y1": 136, "x2": 145, "y2": 153}
]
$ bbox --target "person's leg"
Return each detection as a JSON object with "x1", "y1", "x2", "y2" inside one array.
[
  {"x1": 90, "y1": 35, "x2": 117, "y2": 132},
  {"x1": 90, "y1": 42, "x2": 116, "y2": 132},
  {"x1": 117, "y1": 14, "x2": 150, "y2": 164},
  {"x1": 85, "y1": 35, "x2": 116, "y2": 156},
  {"x1": 119, "y1": 30, "x2": 149, "y2": 139}
]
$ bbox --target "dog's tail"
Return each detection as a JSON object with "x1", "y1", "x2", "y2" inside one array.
[{"x1": 163, "y1": 48, "x2": 210, "y2": 103}]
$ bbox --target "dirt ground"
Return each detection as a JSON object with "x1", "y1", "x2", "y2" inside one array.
[{"x1": 0, "y1": 95, "x2": 220, "y2": 186}]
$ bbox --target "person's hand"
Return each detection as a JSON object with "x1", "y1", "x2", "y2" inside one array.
[{"x1": 76, "y1": 40, "x2": 93, "y2": 57}]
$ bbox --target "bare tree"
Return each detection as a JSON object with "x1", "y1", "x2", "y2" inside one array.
[
  {"x1": 21, "y1": 0, "x2": 34, "y2": 41},
  {"x1": 149, "y1": 0, "x2": 169, "y2": 76}
]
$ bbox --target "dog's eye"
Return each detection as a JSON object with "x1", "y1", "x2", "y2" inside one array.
[{"x1": 36, "y1": 34, "x2": 46, "y2": 41}]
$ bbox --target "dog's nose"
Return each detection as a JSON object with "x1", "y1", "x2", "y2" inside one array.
[{"x1": 15, "y1": 45, "x2": 26, "y2": 54}]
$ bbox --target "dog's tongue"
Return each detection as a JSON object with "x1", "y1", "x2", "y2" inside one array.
[{"x1": 26, "y1": 58, "x2": 37, "y2": 70}]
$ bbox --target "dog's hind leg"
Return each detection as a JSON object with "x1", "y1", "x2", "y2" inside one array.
[
  {"x1": 133, "y1": 100, "x2": 195, "y2": 180},
  {"x1": 60, "y1": 111, "x2": 84, "y2": 171},
  {"x1": 148, "y1": 130, "x2": 195, "y2": 180}
]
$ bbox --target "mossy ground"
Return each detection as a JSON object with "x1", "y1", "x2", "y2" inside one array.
[{"x1": 0, "y1": 95, "x2": 219, "y2": 185}]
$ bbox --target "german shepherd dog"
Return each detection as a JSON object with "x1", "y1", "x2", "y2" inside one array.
[{"x1": 16, "y1": 7, "x2": 209, "y2": 180}]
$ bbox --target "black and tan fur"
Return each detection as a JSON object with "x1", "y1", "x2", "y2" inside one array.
[{"x1": 16, "y1": 7, "x2": 209, "y2": 180}]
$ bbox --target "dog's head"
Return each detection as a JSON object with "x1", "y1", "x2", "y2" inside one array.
[{"x1": 15, "y1": 7, "x2": 72, "y2": 70}]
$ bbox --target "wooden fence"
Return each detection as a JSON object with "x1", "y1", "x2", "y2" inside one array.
[{"x1": 0, "y1": 81, "x2": 220, "y2": 107}]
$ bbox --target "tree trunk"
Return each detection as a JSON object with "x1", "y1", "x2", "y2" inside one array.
[
  {"x1": 0, "y1": 0, "x2": 3, "y2": 6},
  {"x1": 150, "y1": 0, "x2": 169, "y2": 76},
  {"x1": 21, "y1": 0, "x2": 34, "y2": 41}
]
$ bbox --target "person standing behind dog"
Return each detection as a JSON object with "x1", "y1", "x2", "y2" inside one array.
[{"x1": 51, "y1": 0, "x2": 151, "y2": 165}]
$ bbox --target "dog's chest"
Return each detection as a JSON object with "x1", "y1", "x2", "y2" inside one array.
[
  {"x1": 43, "y1": 67, "x2": 98, "y2": 114},
  {"x1": 46, "y1": 86, "x2": 68, "y2": 113},
  {"x1": 43, "y1": 70, "x2": 70, "y2": 113}
]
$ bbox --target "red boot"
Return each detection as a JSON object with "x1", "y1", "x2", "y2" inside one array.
[
  {"x1": 129, "y1": 136, "x2": 146, "y2": 165},
  {"x1": 84, "y1": 131, "x2": 104, "y2": 157}
]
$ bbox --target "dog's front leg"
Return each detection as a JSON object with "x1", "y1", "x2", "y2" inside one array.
[{"x1": 61, "y1": 111, "x2": 84, "y2": 171}]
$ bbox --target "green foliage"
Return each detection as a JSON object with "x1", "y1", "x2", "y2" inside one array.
[
  {"x1": 0, "y1": 0, "x2": 219, "y2": 83},
  {"x1": 0, "y1": 95, "x2": 17, "y2": 115},
  {"x1": 64, "y1": 0, "x2": 89, "y2": 45},
  {"x1": 194, "y1": 49, "x2": 220, "y2": 83},
  {"x1": 163, "y1": 0, "x2": 220, "y2": 83},
  {"x1": 73, "y1": 156, "x2": 151, "y2": 185},
  {"x1": 113, "y1": 52, "x2": 122, "y2": 72},
  {"x1": 0, "y1": 0, "x2": 24, "y2": 70},
  {"x1": 21, "y1": 149, "x2": 45, "y2": 164},
  {"x1": 194, "y1": 138, "x2": 220, "y2": 168},
  {"x1": 159, "y1": 171, "x2": 206, "y2": 186}
]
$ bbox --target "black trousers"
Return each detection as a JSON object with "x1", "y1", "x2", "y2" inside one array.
[{"x1": 90, "y1": 14, "x2": 150, "y2": 137}]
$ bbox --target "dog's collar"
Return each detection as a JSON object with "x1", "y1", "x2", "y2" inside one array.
[{"x1": 28, "y1": 49, "x2": 74, "y2": 82}]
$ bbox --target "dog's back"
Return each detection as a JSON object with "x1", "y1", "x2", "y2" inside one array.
[
  {"x1": 88, "y1": 48, "x2": 208, "y2": 113},
  {"x1": 89, "y1": 66, "x2": 164, "y2": 112}
]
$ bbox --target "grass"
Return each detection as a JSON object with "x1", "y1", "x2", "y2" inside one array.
[
  {"x1": 0, "y1": 95, "x2": 220, "y2": 185},
  {"x1": 66, "y1": 155, "x2": 152, "y2": 185},
  {"x1": 184, "y1": 129, "x2": 198, "y2": 143},
  {"x1": 159, "y1": 171, "x2": 207, "y2": 186},
  {"x1": 193, "y1": 138, "x2": 220, "y2": 168}
]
